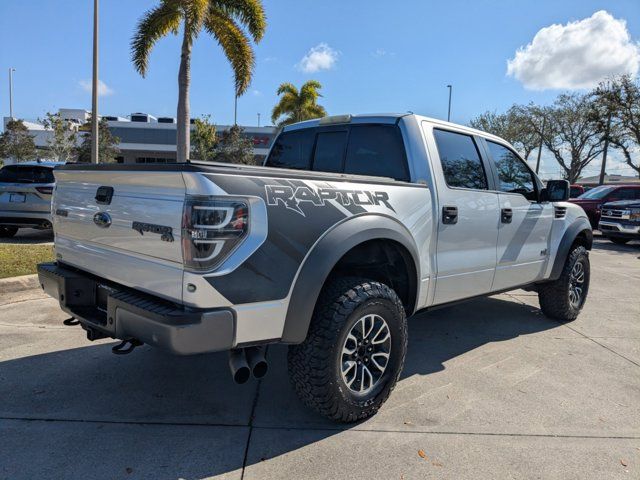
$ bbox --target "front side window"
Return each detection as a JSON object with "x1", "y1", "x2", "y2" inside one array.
[
  {"x1": 433, "y1": 129, "x2": 488, "y2": 190},
  {"x1": 265, "y1": 129, "x2": 315, "y2": 170},
  {"x1": 486, "y1": 141, "x2": 536, "y2": 200},
  {"x1": 615, "y1": 188, "x2": 640, "y2": 200},
  {"x1": 312, "y1": 131, "x2": 347, "y2": 173},
  {"x1": 344, "y1": 125, "x2": 409, "y2": 181}
]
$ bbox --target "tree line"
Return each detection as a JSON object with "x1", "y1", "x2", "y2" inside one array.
[{"x1": 469, "y1": 75, "x2": 640, "y2": 183}]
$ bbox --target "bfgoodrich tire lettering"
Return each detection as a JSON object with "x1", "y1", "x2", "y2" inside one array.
[
  {"x1": 538, "y1": 246, "x2": 590, "y2": 321},
  {"x1": 287, "y1": 277, "x2": 407, "y2": 422}
]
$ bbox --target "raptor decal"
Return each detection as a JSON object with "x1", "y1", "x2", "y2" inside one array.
[{"x1": 264, "y1": 184, "x2": 394, "y2": 217}]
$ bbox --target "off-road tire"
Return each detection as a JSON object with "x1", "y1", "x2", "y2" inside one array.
[
  {"x1": 288, "y1": 277, "x2": 408, "y2": 422},
  {"x1": 608, "y1": 237, "x2": 630, "y2": 245},
  {"x1": 538, "y1": 246, "x2": 590, "y2": 322},
  {"x1": 0, "y1": 226, "x2": 18, "y2": 238}
]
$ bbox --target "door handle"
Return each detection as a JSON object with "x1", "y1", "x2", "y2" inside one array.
[
  {"x1": 501, "y1": 208, "x2": 513, "y2": 224},
  {"x1": 442, "y1": 205, "x2": 458, "y2": 224}
]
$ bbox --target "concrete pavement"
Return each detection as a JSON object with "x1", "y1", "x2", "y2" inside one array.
[{"x1": 1, "y1": 236, "x2": 638, "y2": 479}]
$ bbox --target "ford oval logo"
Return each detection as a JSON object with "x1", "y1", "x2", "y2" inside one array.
[{"x1": 93, "y1": 212, "x2": 112, "y2": 228}]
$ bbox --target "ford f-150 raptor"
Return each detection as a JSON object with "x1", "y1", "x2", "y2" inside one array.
[{"x1": 37, "y1": 114, "x2": 593, "y2": 422}]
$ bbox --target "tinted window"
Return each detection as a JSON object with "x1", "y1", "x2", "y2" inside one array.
[
  {"x1": 433, "y1": 129, "x2": 487, "y2": 189},
  {"x1": 0, "y1": 166, "x2": 55, "y2": 184},
  {"x1": 344, "y1": 125, "x2": 409, "y2": 181},
  {"x1": 265, "y1": 129, "x2": 315, "y2": 170},
  {"x1": 486, "y1": 141, "x2": 536, "y2": 200},
  {"x1": 313, "y1": 131, "x2": 347, "y2": 173},
  {"x1": 615, "y1": 188, "x2": 640, "y2": 200}
]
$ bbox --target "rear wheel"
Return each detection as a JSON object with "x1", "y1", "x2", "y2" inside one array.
[
  {"x1": 0, "y1": 226, "x2": 18, "y2": 238},
  {"x1": 608, "y1": 237, "x2": 630, "y2": 245},
  {"x1": 288, "y1": 277, "x2": 408, "y2": 422},
  {"x1": 538, "y1": 246, "x2": 590, "y2": 322}
]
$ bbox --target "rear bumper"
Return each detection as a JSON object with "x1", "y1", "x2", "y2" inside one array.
[
  {"x1": 0, "y1": 209, "x2": 52, "y2": 228},
  {"x1": 37, "y1": 262, "x2": 235, "y2": 355},
  {"x1": 598, "y1": 220, "x2": 640, "y2": 237}
]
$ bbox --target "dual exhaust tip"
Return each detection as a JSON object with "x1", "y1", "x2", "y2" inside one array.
[{"x1": 228, "y1": 347, "x2": 268, "y2": 384}]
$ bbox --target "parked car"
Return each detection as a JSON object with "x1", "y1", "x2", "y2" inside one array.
[
  {"x1": 570, "y1": 184, "x2": 640, "y2": 228},
  {"x1": 37, "y1": 114, "x2": 592, "y2": 422},
  {"x1": 0, "y1": 161, "x2": 64, "y2": 238},
  {"x1": 569, "y1": 184, "x2": 585, "y2": 198},
  {"x1": 598, "y1": 200, "x2": 640, "y2": 244}
]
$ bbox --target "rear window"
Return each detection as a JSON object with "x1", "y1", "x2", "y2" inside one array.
[
  {"x1": 265, "y1": 129, "x2": 315, "y2": 170},
  {"x1": 266, "y1": 124, "x2": 409, "y2": 181},
  {"x1": 0, "y1": 165, "x2": 55, "y2": 183}
]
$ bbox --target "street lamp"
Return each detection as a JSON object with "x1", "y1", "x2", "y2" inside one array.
[
  {"x1": 446, "y1": 85, "x2": 452, "y2": 122},
  {"x1": 8, "y1": 68, "x2": 15, "y2": 119},
  {"x1": 257, "y1": 113, "x2": 261, "y2": 127}
]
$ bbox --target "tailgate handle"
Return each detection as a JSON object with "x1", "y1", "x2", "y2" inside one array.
[{"x1": 95, "y1": 186, "x2": 114, "y2": 205}]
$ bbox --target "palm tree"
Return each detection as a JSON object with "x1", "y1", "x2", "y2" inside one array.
[
  {"x1": 271, "y1": 81, "x2": 327, "y2": 127},
  {"x1": 131, "y1": 0, "x2": 266, "y2": 162}
]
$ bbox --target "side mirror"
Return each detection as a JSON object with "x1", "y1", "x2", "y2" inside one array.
[{"x1": 541, "y1": 180, "x2": 570, "y2": 202}]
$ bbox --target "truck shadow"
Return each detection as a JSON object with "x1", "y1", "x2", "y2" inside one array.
[{"x1": 0, "y1": 295, "x2": 558, "y2": 478}]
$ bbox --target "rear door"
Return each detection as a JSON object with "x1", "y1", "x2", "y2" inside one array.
[
  {"x1": 427, "y1": 126, "x2": 500, "y2": 304},
  {"x1": 482, "y1": 140, "x2": 553, "y2": 290}
]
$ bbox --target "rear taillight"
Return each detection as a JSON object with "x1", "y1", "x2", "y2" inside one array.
[
  {"x1": 36, "y1": 186, "x2": 54, "y2": 195},
  {"x1": 182, "y1": 196, "x2": 249, "y2": 271}
]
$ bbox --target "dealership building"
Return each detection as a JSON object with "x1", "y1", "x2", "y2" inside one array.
[{"x1": 3, "y1": 108, "x2": 278, "y2": 164}]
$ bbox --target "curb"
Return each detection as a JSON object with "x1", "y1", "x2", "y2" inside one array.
[{"x1": 0, "y1": 274, "x2": 40, "y2": 294}]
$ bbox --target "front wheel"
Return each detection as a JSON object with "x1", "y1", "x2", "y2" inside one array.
[
  {"x1": 0, "y1": 226, "x2": 18, "y2": 238},
  {"x1": 538, "y1": 246, "x2": 590, "y2": 322},
  {"x1": 288, "y1": 277, "x2": 408, "y2": 422}
]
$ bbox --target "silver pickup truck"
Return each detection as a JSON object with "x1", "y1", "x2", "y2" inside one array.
[{"x1": 38, "y1": 114, "x2": 592, "y2": 422}]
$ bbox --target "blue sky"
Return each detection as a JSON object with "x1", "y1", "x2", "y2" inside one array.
[{"x1": 1, "y1": 0, "x2": 639, "y2": 176}]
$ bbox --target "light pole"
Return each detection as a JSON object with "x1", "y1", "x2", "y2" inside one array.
[
  {"x1": 257, "y1": 113, "x2": 261, "y2": 127},
  {"x1": 446, "y1": 85, "x2": 453, "y2": 122},
  {"x1": 234, "y1": 95, "x2": 238, "y2": 125},
  {"x1": 91, "y1": 0, "x2": 99, "y2": 164},
  {"x1": 8, "y1": 68, "x2": 15, "y2": 119},
  {"x1": 535, "y1": 116, "x2": 546, "y2": 174}
]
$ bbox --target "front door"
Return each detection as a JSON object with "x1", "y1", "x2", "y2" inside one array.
[
  {"x1": 428, "y1": 127, "x2": 500, "y2": 304},
  {"x1": 483, "y1": 140, "x2": 554, "y2": 291}
]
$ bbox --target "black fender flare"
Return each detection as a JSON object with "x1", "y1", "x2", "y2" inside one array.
[
  {"x1": 549, "y1": 217, "x2": 593, "y2": 281},
  {"x1": 280, "y1": 214, "x2": 421, "y2": 344}
]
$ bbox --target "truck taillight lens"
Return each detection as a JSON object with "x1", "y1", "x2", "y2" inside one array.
[{"x1": 182, "y1": 197, "x2": 249, "y2": 271}]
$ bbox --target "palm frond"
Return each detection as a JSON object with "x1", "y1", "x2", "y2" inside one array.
[
  {"x1": 131, "y1": 3, "x2": 182, "y2": 76},
  {"x1": 299, "y1": 80, "x2": 322, "y2": 103},
  {"x1": 205, "y1": 8, "x2": 254, "y2": 96},
  {"x1": 210, "y1": 0, "x2": 267, "y2": 41},
  {"x1": 276, "y1": 83, "x2": 298, "y2": 97}
]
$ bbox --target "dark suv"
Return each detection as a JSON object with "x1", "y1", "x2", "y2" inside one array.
[
  {"x1": 570, "y1": 184, "x2": 640, "y2": 229},
  {"x1": 599, "y1": 200, "x2": 640, "y2": 244}
]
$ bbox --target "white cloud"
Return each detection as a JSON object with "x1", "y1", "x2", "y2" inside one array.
[
  {"x1": 251, "y1": 89, "x2": 262, "y2": 96},
  {"x1": 507, "y1": 10, "x2": 640, "y2": 90},
  {"x1": 297, "y1": 43, "x2": 339, "y2": 73},
  {"x1": 79, "y1": 79, "x2": 114, "y2": 96}
]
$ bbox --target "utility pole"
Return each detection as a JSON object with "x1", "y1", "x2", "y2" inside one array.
[
  {"x1": 598, "y1": 113, "x2": 611, "y2": 186},
  {"x1": 535, "y1": 116, "x2": 546, "y2": 174},
  {"x1": 446, "y1": 85, "x2": 452, "y2": 122},
  {"x1": 8, "y1": 68, "x2": 15, "y2": 119},
  {"x1": 257, "y1": 113, "x2": 261, "y2": 127},
  {"x1": 91, "y1": 0, "x2": 99, "y2": 164}
]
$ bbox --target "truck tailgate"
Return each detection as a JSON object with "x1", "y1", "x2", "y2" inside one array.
[{"x1": 52, "y1": 170, "x2": 186, "y2": 302}]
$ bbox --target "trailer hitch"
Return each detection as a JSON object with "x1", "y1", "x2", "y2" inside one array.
[
  {"x1": 63, "y1": 317, "x2": 80, "y2": 326},
  {"x1": 111, "y1": 339, "x2": 143, "y2": 355}
]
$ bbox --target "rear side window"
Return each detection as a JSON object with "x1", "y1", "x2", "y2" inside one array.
[
  {"x1": 486, "y1": 141, "x2": 536, "y2": 201},
  {"x1": 344, "y1": 125, "x2": 409, "y2": 181},
  {"x1": 0, "y1": 166, "x2": 55, "y2": 184},
  {"x1": 433, "y1": 129, "x2": 488, "y2": 190},
  {"x1": 265, "y1": 129, "x2": 315, "y2": 170},
  {"x1": 312, "y1": 131, "x2": 347, "y2": 173}
]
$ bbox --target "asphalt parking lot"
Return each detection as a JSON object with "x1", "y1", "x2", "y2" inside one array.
[{"x1": 0, "y1": 236, "x2": 638, "y2": 479}]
